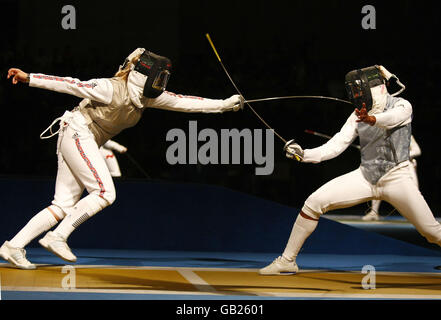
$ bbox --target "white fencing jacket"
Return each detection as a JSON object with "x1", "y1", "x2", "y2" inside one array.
[
  {"x1": 302, "y1": 95, "x2": 413, "y2": 184},
  {"x1": 30, "y1": 73, "x2": 235, "y2": 146}
]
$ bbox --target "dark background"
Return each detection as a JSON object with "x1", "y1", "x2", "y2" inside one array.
[{"x1": 0, "y1": 0, "x2": 440, "y2": 215}]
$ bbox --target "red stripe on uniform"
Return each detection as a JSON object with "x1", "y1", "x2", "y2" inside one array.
[
  {"x1": 74, "y1": 136, "x2": 106, "y2": 198},
  {"x1": 300, "y1": 211, "x2": 319, "y2": 221}
]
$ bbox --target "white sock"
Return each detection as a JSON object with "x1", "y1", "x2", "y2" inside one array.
[
  {"x1": 282, "y1": 213, "x2": 319, "y2": 262},
  {"x1": 53, "y1": 195, "x2": 108, "y2": 239},
  {"x1": 9, "y1": 206, "x2": 63, "y2": 248},
  {"x1": 371, "y1": 200, "x2": 381, "y2": 214}
]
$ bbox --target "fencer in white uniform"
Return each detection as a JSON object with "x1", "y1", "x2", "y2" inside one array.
[
  {"x1": 260, "y1": 65, "x2": 441, "y2": 275},
  {"x1": 99, "y1": 140, "x2": 127, "y2": 178},
  {"x1": 0, "y1": 48, "x2": 244, "y2": 269},
  {"x1": 363, "y1": 135, "x2": 421, "y2": 221}
]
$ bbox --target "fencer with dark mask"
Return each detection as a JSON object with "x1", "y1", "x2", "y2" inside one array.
[
  {"x1": 0, "y1": 48, "x2": 243, "y2": 269},
  {"x1": 260, "y1": 65, "x2": 441, "y2": 275}
]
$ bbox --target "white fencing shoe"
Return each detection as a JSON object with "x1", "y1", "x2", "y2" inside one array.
[
  {"x1": 362, "y1": 211, "x2": 380, "y2": 221},
  {"x1": 259, "y1": 256, "x2": 299, "y2": 275},
  {"x1": 39, "y1": 231, "x2": 77, "y2": 263},
  {"x1": 0, "y1": 241, "x2": 36, "y2": 270}
]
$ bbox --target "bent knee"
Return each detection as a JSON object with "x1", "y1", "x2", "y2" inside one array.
[
  {"x1": 83, "y1": 193, "x2": 114, "y2": 215},
  {"x1": 104, "y1": 186, "x2": 116, "y2": 205},
  {"x1": 100, "y1": 190, "x2": 116, "y2": 207},
  {"x1": 90, "y1": 185, "x2": 116, "y2": 206},
  {"x1": 301, "y1": 203, "x2": 322, "y2": 220},
  {"x1": 303, "y1": 193, "x2": 327, "y2": 218}
]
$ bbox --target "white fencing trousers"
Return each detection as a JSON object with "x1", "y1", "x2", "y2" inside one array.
[
  {"x1": 50, "y1": 111, "x2": 116, "y2": 238},
  {"x1": 410, "y1": 159, "x2": 419, "y2": 188},
  {"x1": 370, "y1": 159, "x2": 419, "y2": 213},
  {"x1": 302, "y1": 161, "x2": 441, "y2": 246}
]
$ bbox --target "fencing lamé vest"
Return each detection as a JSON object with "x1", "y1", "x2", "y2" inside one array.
[
  {"x1": 74, "y1": 77, "x2": 144, "y2": 147},
  {"x1": 358, "y1": 95, "x2": 412, "y2": 185}
]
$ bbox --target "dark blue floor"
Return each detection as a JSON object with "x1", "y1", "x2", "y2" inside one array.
[
  {"x1": 325, "y1": 213, "x2": 441, "y2": 253},
  {"x1": 10, "y1": 246, "x2": 441, "y2": 273}
]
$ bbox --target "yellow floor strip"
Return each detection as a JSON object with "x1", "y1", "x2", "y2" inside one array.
[
  {"x1": 1, "y1": 265, "x2": 441, "y2": 298},
  {"x1": 194, "y1": 270, "x2": 441, "y2": 297},
  {"x1": 178, "y1": 270, "x2": 218, "y2": 293},
  {"x1": 0, "y1": 266, "x2": 193, "y2": 292}
]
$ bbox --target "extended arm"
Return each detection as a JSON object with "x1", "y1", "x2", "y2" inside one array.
[
  {"x1": 7, "y1": 68, "x2": 114, "y2": 104},
  {"x1": 146, "y1": 91, "x2": 243, "y2": 113},
  {"x1": 300, "y1": 113, "x2": 359, "y2": 163}
]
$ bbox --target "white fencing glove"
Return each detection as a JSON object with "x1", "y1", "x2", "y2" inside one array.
[
  {"x1": 284, "y1": 139, "x2": 304, "y2": 162},
  {"x1": 223, "y1": 94, "x2": 244, "y2": 112},
  {"x1": 104, "y1": 140, "x2": 128, "y2": 153}
]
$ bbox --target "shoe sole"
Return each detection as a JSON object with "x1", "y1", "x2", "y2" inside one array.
[
  {"x1": 259, "y1": 272, "x2": 297, "y2": 276},
  {"x1": 0, "y1": 250, "x2": 36, "y2": 270},
  {"x1": 38, "y1": 239, "x2": 77, "y2": 263},
  {"x1": 259, "y1": 271, "x2": 298, "y2": 276}
]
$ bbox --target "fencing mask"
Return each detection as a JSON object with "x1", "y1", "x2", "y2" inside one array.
[
  {"x1": 124, "y1": 48, "x2": 172, "y2": 108},
  {"x1": 345, "y1": 65, "x2": 406, "y2": 114},
  {"x1": 345, "y1": 65, "x2": 385, "y2": 111}
]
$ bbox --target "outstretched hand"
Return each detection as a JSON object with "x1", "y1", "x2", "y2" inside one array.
[
  {"x1": 284, "y1": 139, "x2": 304, "y2": 162},
  {"x1": 224, "y1": 94, "x2": 244, "y2": 112},
  {"x1": 355, "y1": 104, "x2": 376, "y2": 126},
  {"x1": 7, "y1": 68, "x2": 29, "y2": 84}
]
